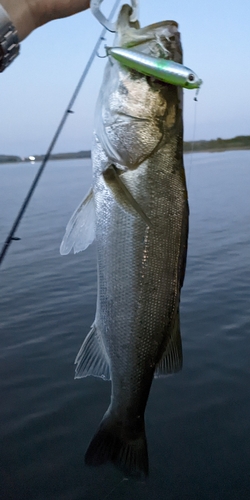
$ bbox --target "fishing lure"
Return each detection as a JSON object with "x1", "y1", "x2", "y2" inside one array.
[{"x1": 108, "y1": 46, "x2": 203, "y2": 90}]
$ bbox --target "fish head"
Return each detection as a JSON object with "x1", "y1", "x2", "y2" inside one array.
[{"x1": 94, "y1": 7, "x2": 183, "y2": 170}]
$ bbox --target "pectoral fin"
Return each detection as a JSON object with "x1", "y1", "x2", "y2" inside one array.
[
  {"x1": 154, "y1": 310, "x2": 183, "y2": 376},
  {"x1": 103, "y1": 165, "x2": 152, "y2": 227},
  {"x1": 60, "y1": 188, "x2": 95, "y2": 255}
]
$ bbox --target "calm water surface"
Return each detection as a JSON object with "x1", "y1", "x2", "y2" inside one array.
[{"x1": 0, "y1": 151, "x2": 250, "y2": 500}]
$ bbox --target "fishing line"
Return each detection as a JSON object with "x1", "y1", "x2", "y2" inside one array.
[
  {"x1": 0, "y1": 0, "x2": 121, "y2": 267},
  {"x1": 186, "y1": 93, "x2": 199, "y2": 189},
  {"x1": 102, "y1": 477, "x2": 129, "y2": 500}
]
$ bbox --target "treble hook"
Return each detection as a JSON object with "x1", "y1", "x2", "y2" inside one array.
[{"x1": 96, "y1": 37, "x2": 108, "y2": 58}]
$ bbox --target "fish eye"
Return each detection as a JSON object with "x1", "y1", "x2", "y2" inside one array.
[{"x1": 188, "y1": 73, "x2": 195, "y2": 82}]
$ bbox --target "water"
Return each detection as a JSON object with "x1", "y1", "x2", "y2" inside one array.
[{"x1": 0, "y1": 151, "x2": 250, "y2": 500}]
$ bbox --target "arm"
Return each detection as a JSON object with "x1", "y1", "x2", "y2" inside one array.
[
  {"x1": 1, "y1": 0, "x2": 90, "y2": 41},
  {"x1": 0, "y1": 0, "x2": 90, "y2": 72}
]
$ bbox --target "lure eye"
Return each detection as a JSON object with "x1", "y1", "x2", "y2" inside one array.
[{"x1": 188, "y1": 73, "x2": 195, "y2": 82}]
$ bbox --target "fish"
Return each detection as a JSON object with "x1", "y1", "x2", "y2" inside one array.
[
  {"x1": 108, "y1": 46, "x2": 203, "y2": 89},
  {"x1": 60, "y1": 4, "x2": 189, "y2": 477}
]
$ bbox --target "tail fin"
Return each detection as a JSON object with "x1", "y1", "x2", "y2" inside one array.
[{"x1": 85, "y1": 413, "x2": 149, "y2": 477}]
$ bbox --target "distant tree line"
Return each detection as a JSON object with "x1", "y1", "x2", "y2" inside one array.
[
  {"x1": 184, "y1": 136, "x2": 250, "y2": 152},
  {"x1": 0, "y1": 155, "x2": 22, "y2": 163}
]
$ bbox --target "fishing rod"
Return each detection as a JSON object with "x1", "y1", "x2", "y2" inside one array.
[{"x1": 0, "y1": 0, "x2": 121, "y2": 267}]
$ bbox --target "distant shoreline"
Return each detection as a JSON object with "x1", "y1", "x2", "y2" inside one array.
[
  {"x1": 0, "y1": 151, "x2": 91, "y2": 164},
  {"x1": 1, "y1": 136, "x2": 250, "y2": 163},
  {"x1": 184, "y1": 145, "x2": 250, "y2": 154}
]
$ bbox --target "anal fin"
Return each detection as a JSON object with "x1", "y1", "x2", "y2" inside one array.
[
  {"x1": 75, "y1": 323, "x2": 110, "y2": 380},
  {"x1": 154, "y1": 310, "x2": 183, "y2": 377}
]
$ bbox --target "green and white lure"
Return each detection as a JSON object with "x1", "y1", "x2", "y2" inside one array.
[{"x1": 108, "y1": 46, "x2": 202, "y2": 90}]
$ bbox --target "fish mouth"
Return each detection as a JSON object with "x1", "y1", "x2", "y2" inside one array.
[
  {"x1": 133, "y1": 20, "x2": 179, "y2": 33},
  {"x1": 116, "y1": 6, "x2": 182, "y2": 63},
  {"x1": 124, "y1": 21, "x2": 179, "y2": 52}
]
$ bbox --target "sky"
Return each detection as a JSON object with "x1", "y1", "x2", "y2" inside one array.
[{"x1": 1, "y1": 0, "x2": 250, "y2": 156}]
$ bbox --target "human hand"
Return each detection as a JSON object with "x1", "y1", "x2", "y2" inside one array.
[{"x1": 1, "y1": 0, "x2": 90, "y2": 41}]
